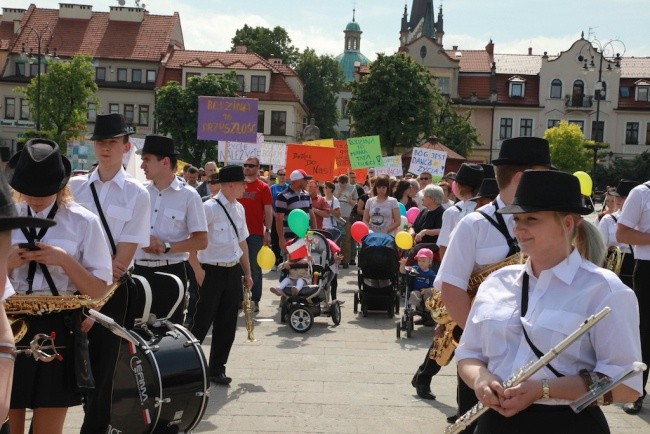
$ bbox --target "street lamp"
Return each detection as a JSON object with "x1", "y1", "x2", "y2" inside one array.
[{"x1": 19, "y1": 25, "x2": 54, "y2": 131}]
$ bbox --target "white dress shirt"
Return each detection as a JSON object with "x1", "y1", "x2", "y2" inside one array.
[
  {"x1": 134, "y1": 177, "x2": 207, "y2": 262},
  {"x1": 1, "y1": 280, "x2": 15, "y2": 301},
  {"x1": 434, "y1": 196, "x2": 513, "y2": 291},
  {"x1": 456, "y1": 248, "x2": 643, "y2": 404},
  {"x1": 598, "y1": 211, "x2": 632, "y2": 253},
  {"x1": 617, "y1": 182, "x2": 650, "y2": 260},
  {"x1": 198, "y1": 192, "x2": 249, "y2": 264},
  {"x1": 437, "y1": 199, "x2": 477, "y2": 247},
  {"x1": 10, "y1": 201, "x2": 113, "y2": 294}
]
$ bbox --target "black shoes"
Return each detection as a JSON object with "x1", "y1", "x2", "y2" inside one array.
[
  {"x1": 254, "y1": 302, "x2": 260, "y2": 313},
  {"x1": 211, "y1": 373, "x2": 232, "y2": 385},
  {"x1": 446, "y1": 415, "x2": 458, "y2": 424},
  {"x1": 341, "y1": 263, "x2": 349, "y2": 269},
  {"x1": 624, "y1": 396, "x2": 643, "y2": 414},
  {"x1": 411, "y1": 374, "x2": 436, "y2": 400}
]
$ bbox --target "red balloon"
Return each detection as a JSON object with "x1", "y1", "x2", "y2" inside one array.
[{"x1": 350, "y1": 221, "x2": 369, "y2": 243}]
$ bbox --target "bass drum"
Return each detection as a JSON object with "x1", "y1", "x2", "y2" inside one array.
[{"x1": 109, "y1": 322, "x2": 209, "y2": 433}]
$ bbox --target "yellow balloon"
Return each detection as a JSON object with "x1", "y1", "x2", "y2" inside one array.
[
  {"x1": 395, "y1": 231, "x2": 414, "y2": 250},
  {"x1": 573, "y1": 171, "x2": 593, "y2": 196},
  {"x1": 256, "y1": 245, "x2": 275, "y2": 271}
]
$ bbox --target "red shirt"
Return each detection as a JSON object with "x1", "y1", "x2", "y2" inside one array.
[
  {"x1": 310, "y1": 194, "x2": 330, "y2": 230},
  {"x1": 238, "y1": 178, "x2": 272, "y2": 236}
]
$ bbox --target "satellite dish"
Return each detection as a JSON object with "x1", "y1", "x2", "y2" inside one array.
[{"x1": 118, "y1": 0, "x2": 125, "y2": 5}]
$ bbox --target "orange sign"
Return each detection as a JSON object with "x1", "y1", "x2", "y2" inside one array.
[{"x1": 285, "y1": 144, "x2": 336, "y2": 182}]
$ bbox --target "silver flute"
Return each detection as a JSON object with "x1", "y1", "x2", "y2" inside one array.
[{"x1": 445, "y1": 307, "x2": 611, "y2": 434}]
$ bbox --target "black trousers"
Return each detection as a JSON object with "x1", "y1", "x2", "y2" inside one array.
[
  {"x1": 413, "y1": 339, "x2": 442, "y2": 386},
  {"x1": 457, "y1": 373, "x2": 478, "y2": 433},
  {"x1": 133, "y1": 262, "x2": 187, "y2": 324},
  {"x1": 190, "y1": 263, "x2": 242, "y2": 376},
  {"x1": 634, "y1": 259, "x2": 650, "y2": 397},
  {"x1": 271, "y1": 216, "x2": 282, "y2": 265},
  {"x1": 185, "y1": 260, "x2": 199, "y2": 326}
]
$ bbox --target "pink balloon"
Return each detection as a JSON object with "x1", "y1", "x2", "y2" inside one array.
[
  {"x1": 350, "y1": 221, "x2": 369, "y2": 243},
  {"x1": 406, "y1": 207, "x2": 420, "y2": 224}
]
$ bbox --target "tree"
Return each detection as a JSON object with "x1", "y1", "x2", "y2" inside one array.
[
  {"x1": 295, "y1": 48, "x2": 345, "y2": 140},
  {"x1": 231, "y1": 25, "x2": 299, "y2": 66},
  {"x1": 431, "y1": 100, "x2": 479, "y2": 157},
  {"x1": 593, "y1": 151, "x2": 650, "y2": 189},
  {"x1": 544, "y1": 120, "x2": 591, "y2": 173},
  {"x1": 155, "y1": 73, "x2": 238, "y2": 164},
  {"x1": 348, "y1": 53, "x2": 438, "y2": 155},
  {"x1": 15, "y1": 55, "x2": 97, "y2": 154}
]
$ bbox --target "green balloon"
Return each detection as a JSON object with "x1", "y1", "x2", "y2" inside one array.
[{"x1": 287, "y1": 209, "x2": 310, "y2": 238}]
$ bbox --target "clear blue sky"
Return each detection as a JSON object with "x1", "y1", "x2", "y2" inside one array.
[{"x1": 6, "y1": 0, "x2": 649, "y2": 59}]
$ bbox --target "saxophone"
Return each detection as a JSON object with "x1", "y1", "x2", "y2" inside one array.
[
  {"x1": 427, "y1": 253, "x2": 526, "y2": 366},
  {"x1": 242, "y1": 276, "x2": 256, "y2": 342},
  {"x1": 604, "y1": 246, "x2": 624, "y2": 275}
]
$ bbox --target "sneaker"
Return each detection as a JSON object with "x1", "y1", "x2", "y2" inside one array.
[{"x1": 624, "y1": 396, "x2": 644, "y2": 414}]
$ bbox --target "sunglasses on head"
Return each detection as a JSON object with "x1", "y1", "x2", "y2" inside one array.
[{"x1": 243, "y1": 163, "x2": 258, "y2": 168}]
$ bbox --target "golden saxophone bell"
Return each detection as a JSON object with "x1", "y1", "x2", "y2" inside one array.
[
  {"x1": 242, "y1": 276, "x2": 256, "y2": 342},
  {"x1": 604, "y1": 246, "x2": 624, "y2": 275},
  {"x1": 10, "y1": 316, "x2": 27, "y2": 343}
]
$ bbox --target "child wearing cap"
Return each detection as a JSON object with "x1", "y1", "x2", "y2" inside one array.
[{"x1": 399, "y1": 248, "x2": 436, "y2": 311}]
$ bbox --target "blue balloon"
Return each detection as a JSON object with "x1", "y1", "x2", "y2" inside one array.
[{"x1": 397, "y1": 202, "x2": 406, "y2": 216}]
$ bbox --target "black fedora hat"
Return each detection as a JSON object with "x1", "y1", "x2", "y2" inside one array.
[
  {"x1": 0, "y1": 174, "x2": 54, "y2": 231},
  {"x1": 450, "y1": 163, "x2": 484, "y2": 190},
  {"x1": 470, "y1": 178, "x2": 499, "y2": 202},
  {"x1": 218, "y1": 165, "x2": 244, "y2": 183},
  {"x1": 492, "y1": 137, "x2": 553, "y2": 167},
  {"x1": 136, "y1": 135, "x2": 179, "y2": 157},
  {"x1": 479, "y1": 163, "x2": 495, "y2": 179},
  {"x1": 499, "y1": 170, "x2": 592, "y2": 215},
  {"x1": 610, "y1": 179, "x2": 640, "y2": 198},
  {"x1": 90, "y1": 113, "x2": 132, "y2": 140},
  {"x1": 9, "y1": 138, "x2": 71, "y2": 197}
]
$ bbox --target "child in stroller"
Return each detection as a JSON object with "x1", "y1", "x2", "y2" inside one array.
[
  {"x1": 270, "y1": 255, "x2": 312, "y2": 297},
  {"x1": 397, "y1": 246, "x2": 438, "y2": 337}
]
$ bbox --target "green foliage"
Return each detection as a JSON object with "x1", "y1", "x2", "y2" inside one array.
[
  {"x1": 348, "y1": 53, "x2": 437, "y2": 155},
  {"x1": 544, "y1": 120, "x2": 591, "y2": 173},
  {"x1": 155, "y1": 73, "x2": 238, "y2": 164},
  {"x1": 295, "y1": 48, "x2": 345, "y2": 140},
  {"x1": 593, "y1": 152, "x2": 650, "y2": 189},
  {"x1": 14, "y1": 55, "x2": 97, "y2": 154},
  {"x1": 231, "y1": 25, "x2": 299, "y2": 66},
  {"x1": 431, "y1": 100, "x2": 479, "y2": 157}
]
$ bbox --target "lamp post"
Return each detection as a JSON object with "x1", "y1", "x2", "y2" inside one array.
[{"x1": 19, "y1": 25, "x2": 54, "y2": 132}]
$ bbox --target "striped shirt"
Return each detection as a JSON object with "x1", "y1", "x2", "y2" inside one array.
[{"x1": 275, "y1": 186, "x2": 312, "y2": 239}]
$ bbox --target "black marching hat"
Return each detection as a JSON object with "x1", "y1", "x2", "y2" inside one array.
[
  {"x1": 479, "y1": 163, "x2": 495, "y2": 179},
  {"x1": 450, "y1": 163, "x2": 484, "y2": 190},
  {"x1": 90, "y1": 113, "x2": 132, "y2": 140},
  {"x1": 499, "y1": 170, "x2": 592, "y2": 215},
  {"x1": 0, "y1": 173, "x2": 55, "y2": 231},
  {"x1": 218, "y1": 165, "x2": 245, "y2": 183},
  {"x1": 9, "y1": 138, "x2": 71, "y2": 197},
  {"x1": 610, "y1": 179, "x2": 640, "y2": 198},
  {"x1": 136, "y1": 135, "x2": 179, "y2": 157},
  {"x1": 492, "y1": 137, "x2": 553, "y2": 168},
  {"x1": 470, "y1": 178, "x2": 499, "y2": 202}
]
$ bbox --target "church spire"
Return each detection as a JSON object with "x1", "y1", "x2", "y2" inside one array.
[{"x1": 422, "y1": 0, "x2": 435, "y2": 39}]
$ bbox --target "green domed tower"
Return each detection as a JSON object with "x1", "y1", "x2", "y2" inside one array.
[{"x1": 335, "y1": 9, "x2": 370, "y2": 82}]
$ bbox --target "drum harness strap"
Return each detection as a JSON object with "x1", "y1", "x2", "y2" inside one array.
[
  {"x1": 90, "y1": 183, "x2": 117, "y2": 255},
  {"x1": 477, "y1": 200, "x2": 520, "y2": 257},
  {"x1": 214, "y1": 197, "x2": 239, "y2": 238},
  {"x1": 20, "y1": 204, "x2": 59, "y2": 295}
]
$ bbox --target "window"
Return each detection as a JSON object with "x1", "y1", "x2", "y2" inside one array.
[
  {"x1": 4, "y1": 98, "x2": 15, "y2": 119},
  {"x1": 15, "y1": 62, "x2": 25, "y2": 77},
  {"x1": 124, "y1": 104, "x2": 134, "y2": 123},
  {"x1": 257, "y1": 110, "x2": 265, "y2": 134},
  {"x1": 499, "y1": 118, "x2": 513, "y2": 140},
  {"x1": 117, "y1": 68, "x2": 127, "y2": 82},
  {"x1": 132, "y1": 69, "x2": 142, "y2": 83},
  {"x1": 520, "y1": 119, "x2": 533, "y2": 137},
  {"x1": 510, "y1": 82, "x2": 524, "y2": 98},
  {"x1": 548, "y1": 119, "x2": 560, "y2": 128},
  {"x1": 591, "y1": 121, "x2": 604, "y2": 143},
  {"x1": 87, "y1": 102, "x2": 97, "y2": 122},
  {"x1": 146, "y1": 70, "x2": 156, "y2": 83},
  {"x1": 437, "y1": 77, "x2": 450, "y2": 96},
  {"x1": 646, "y1": 123, "x2": 650, "y2": 146},
  {"x1": 637, "y1": 86, "x2": 650, "y2": 102},
  {"x1": 620, "y1": 87, "x2": 630, "y2": 98},
  {"x1": 19, "y1": 99, "x2": 29, "y2": 120},
  {"x1": 138, "y1": 105, "x2": 149, "y2": 126},
  {"x1": 236, "y1": 75, "x2": 245, "y2": 92},
  {"x1": 626, "y1": 122, "x2": 639, "y2": 145},
  {"x1": 271, "y1": 111, "x2": 286, "y2": 136},
  {"x1": 569, "y1": 120, "x2": 584, "y2": 133},
  {"x1": 550, "y1": 79, "x2": 562, "y2": 99},
  {"x1": 109, "y1": 103, "x2": 119, "y2": 114},
  {"x1": 595, "y1": 81, "x2": 607, "y2": 100},
  {"x1": 96, "y1": 67, "x2": 106, "y2": 81},
  {"x1": 572, "y1": 80, "x2": 585, "y2": 106},
  {"x1": 30, "y1": 63, "x2": 39, "y2": 77},
  {"x1": 251, "y1": 75, "x2": 266, "y2": 92}
]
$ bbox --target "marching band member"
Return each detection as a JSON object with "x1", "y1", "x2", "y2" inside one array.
[
  {"x1": 7, "y1": 139, "x2": 113, "y2": 434},
  {"x1": 457, "y1": 170, "x2": 641, "y2": 433}
]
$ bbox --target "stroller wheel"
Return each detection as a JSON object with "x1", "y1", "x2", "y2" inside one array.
[
  {"x1": 395, "y1": 294, "x2": 400, "y2": 315},
  {"x1": 288, "y1": 305, "x2": 313, "y2": 333},
  {"x1": 361, "y1": 302, "x2": 368, "y2": 317},
  {"x1": 331, "y1": 302, "x2": 341, "y2": 326},
  {"x1": 387, "y1": 304, "x2": 394, "y2": 319},
  {"x1": 396, "y1": 322, "x2": 401, "y2": 338},
  {"x1": 280, "y1": 303, "x2": 287, "y2": 323},
  {"x1": 353, "y1": 293, "x2": 359, "y2": 314},
  {"x1": 406, "y1": 317, "x2": 413, "y2": 338}
]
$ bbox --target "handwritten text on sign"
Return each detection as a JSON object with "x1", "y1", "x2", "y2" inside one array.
[
  {"x1": 197, "y1": 96, "x2": 258, "y2": 142},
  {"x1": 285, "y1": 144, "x2": 336, "y2": 182},
  {"x1": 347, "y1": 135, "x2": 382, "y2": 169},
  {"x1": 217, "y1": 141, "x2": 262, "y2": 164},
  {"x1": 374, "y1": 155, "x2": 403, "y2": 177},
  {"x1": 260, "y1": 143, "x2": 287, "y2": 167},
  {"x1": 408, "y1": 147, "x2": 447, "y2": 177}
]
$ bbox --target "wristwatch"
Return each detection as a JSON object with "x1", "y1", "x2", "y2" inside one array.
[{"x1": 164, "y1": 242, "x2": 172, "y2": 253}]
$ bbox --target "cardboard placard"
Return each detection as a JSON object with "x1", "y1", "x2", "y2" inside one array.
[
  {"x1": 260, "y1": 142, "x2": 287, "y2": 167},
  {"x1": 285, "y1": 144, "x2": 336, "y2": 182},
  {"x1": 347, "y1": 135, "x2": 382, "y2": 169},
  {"x1": 303, "y1": 139, "x2": 334, "y2": 148},
  {"x1": 374, "y1": 155, "x2": 403, "y2": 177},
  {"x1": 217, "y1": 141, "x2": 262, "y2": 164},
  {"x1": 197, "y1": 96, "x2": 258, "y2": 142},
  {"x1": 408, "y1": 147, "x2": 447, "y2": 177}
]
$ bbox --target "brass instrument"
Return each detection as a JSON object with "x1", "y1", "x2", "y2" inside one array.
[
  {"x1": 604, "y1": 246, "x2": 624, "y2": 275},
  {"x1": 427, "y1": 253, "x2": 526, "y2": 366},
  {"x1": 242, "y1": 276, "x2": 256, "y2": 342}
]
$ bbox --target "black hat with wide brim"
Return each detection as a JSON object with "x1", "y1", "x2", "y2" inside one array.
[
  {"x1": 470, "y1": 178, "x2": 499, "y2": 202},
  {"x1": 9, "y1": 138, "x2": 71, "y2": 197},
  {"x1": 449, "y1": 163, "x2": 484, "y2": 190},
  {"x1": 89, "y1": 113, "x2": 132, "y2": 140},
  {"x1": 0, "y1": 174, "x2": 55, "y2": 231},
  {"x1": 498, "y1": 170, "x2": 592, "y2": 215},
  {"x1": 492, "y1": 137, "x2": 553, "y2": 167},
  {"x1": 136, "y1": 134, "x2": 179, "y2": 156},
  {"x1": 610, "y1": 179, "x2": 640, "y2": 198},
  {"x1": 218, "y1": 165, "x2": 244, "y2": 183}
]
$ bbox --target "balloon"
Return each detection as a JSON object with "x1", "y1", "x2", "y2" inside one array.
[
  {"x1": 406, "y1": 207, "x2": 420, "y2": 224},
  {"x1": 256, "y1": 245, "x2": 275, "y2": 271},
  {"x1": 395, "y1": 231, "x2": 414, "y2": 250},
  {"x1": 400, "y1": 215, "x2": 409, "y2": 230},
  {"x1": 287, "y1": 209, "x2": 310, "y2": 238},
  {"x1": 350, "y1": 221, "x2": 369, "y2": 243},
  {"x1": 573, "y1": 171, "x2": 593, "y2": 196},
  {"x1": 397, "y1": 202, "x2": 406, "y2": 216}
]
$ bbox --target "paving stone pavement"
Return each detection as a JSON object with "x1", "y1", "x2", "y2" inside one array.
[{"x1": 48, "y1": 266, "x2": 650, "y2": 433}]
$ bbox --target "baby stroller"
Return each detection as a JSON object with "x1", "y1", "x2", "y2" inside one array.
[
  {"x1": 280, "y1": 230, "x2": 342, "y2": 333},
  {"x1": 354, "y1": 232, "x2": 400, "y2": 318}
]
